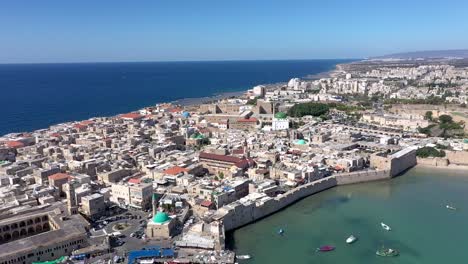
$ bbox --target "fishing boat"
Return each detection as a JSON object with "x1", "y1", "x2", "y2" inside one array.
[
  {"x1": 446, "y1": 205, "x2": 457, "y2": 210},
  {"x1": 380, "y1": 222, "x2": 391, "y2": 231},
  {"x1": 317, "y1": 245, "x2": 335, "y2": 252},
  {"x1": 278, "y1": 228, "x2": 284, "y2": 235},
  {"x1": 376, "y1": 247, "x2": 399, "y2": 257},
  {"x1": 346, "y1": 235, "x2": 357, "y2": 244},
  {"x1": 236, "y1": 255, "x2": 251, "y2": 260}
]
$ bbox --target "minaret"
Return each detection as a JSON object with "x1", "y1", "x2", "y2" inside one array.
[
  {"x1": 64, "y1": 180, "x2": 79, "y2": 215},
  {"x1": 152, "y1": 193, "x2": 157, "y2": 215}
]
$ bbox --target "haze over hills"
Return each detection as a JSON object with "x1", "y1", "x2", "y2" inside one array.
[{"x1": 373, "y1": 49, "x2": 468, "y2": 59}]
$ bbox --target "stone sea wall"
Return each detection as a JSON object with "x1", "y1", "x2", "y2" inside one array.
[
  {"x1": 335, "y1": 170, "x2": 390, "y2": 185},
  {"x1": 417, "y1": 157, "x2": 449, "y2": 167},
  {"x1": 222, "y1": 177, "x2": 337, "y2": 231},
  {"x1": 222, "y1": 170, "x2": 393, "y2": 231},
  {"x1": 445, "y1": 151, "x2": 468, "y2": 166}
]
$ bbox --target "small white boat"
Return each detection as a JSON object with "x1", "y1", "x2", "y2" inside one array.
[
  {"x1": 236, "y1": 255, "x2": 251, "y2": 260},
  {"x1": 446, "y1": 205, "x2": 457, "y2": 210},
  {"x1": 381, "y1": 222, "x2": 391, "y2": 231},
  {"x1": 346, "y1": 235, "x2": 357, "y2": 244}
]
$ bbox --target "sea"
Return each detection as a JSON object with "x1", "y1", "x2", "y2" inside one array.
[
  {"x1": 0, "y1": 59, "x2": 352, "y2": 136},
  {"x1": 228, "y1": 167, "x2": 468, "y2": 263}
]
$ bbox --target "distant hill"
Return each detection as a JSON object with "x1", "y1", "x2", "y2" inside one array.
[{"x1": 373, "y1": 49, "x2": 468, "y2": 59}]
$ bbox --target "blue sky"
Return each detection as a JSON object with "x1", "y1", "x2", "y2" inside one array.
[{"x1": 0, "y1": 0, "x2": 467, "y2": 63}]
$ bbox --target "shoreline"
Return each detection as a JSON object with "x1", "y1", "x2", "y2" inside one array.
[
  {"x1": 415, "y1": 163, "x2": 468, "y2": 171},
  {"x1": 1, "y1": 62, "x2": 343, "y2": 137}
]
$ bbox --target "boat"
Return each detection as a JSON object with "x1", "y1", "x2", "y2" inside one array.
[
  {"x1": 317, "y1": 245, "x2": 335, "y2": 252},
  {"x1": 446, "y1": 205, "x2": 457, "y2": 210},
  {"x1": 376, "y1": 247, "x2": 399, "y2": 257},
  {"x1": 346, "y1": 235, "x2": 357, "y2": 244},
  {"x1": 278, "y1": 228, "x2": 284, "y2": 235},
  {"x1": 380, "y1": 222, "x2": 391, "y2": 231},
  {"x1": 236, "y1": 255, "x2": 251, "y2": 260}
]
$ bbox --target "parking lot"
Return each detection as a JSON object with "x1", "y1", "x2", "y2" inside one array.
[{"x1": 88, "y1": 208, "x2": 176, "y2": 257}]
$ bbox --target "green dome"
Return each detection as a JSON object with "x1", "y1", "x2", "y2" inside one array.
[
  {"x1": 190, "y1": 133, "x2": 199, "y2": 139},
  {"x1": 295, "y1": 139, "x2": 307, "y2": 145},
  {"x1": 274, "y1": 112, "x2": 287, "y2": 119},
  {"x1": 195, "y1": 134, "x2": 205, "y2": 139},
  {"x1": 152, "y1": 211, "x2": 170, "y2": 224}
]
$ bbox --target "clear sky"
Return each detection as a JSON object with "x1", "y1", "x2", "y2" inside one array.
[{"x1": 1, "y1": 0, "x2": 467, "y2": 63}]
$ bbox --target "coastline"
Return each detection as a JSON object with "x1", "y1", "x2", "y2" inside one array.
[
  {"x1": 415, "y1": 163, "x2": 468, "y2": 171},
  {"x1": 1, "y1": 62, "x2": 343, "y2": 137}
]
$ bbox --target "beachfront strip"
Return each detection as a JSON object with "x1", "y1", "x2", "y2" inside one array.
[{"x1": 1, "y1": 58, "x2": 468, "y2": 264}]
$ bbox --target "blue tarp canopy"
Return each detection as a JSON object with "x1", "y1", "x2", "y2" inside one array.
[
  {"x1": 128, "y1": 250, "x2": 161, "y2": 264},
  {"x1": 161, "y1": 248, "x2": 175, "y2": 258}
]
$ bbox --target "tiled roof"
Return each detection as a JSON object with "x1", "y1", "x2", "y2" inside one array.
[
  {"x1": 199, "y1": 152, "x2": 242, "y2": 164},
  {"x1": 5, "y1": 141, "x2": 24, "y2": 148},
  {"x1": 120, "y1": 113, "x2": 143, "y2": 120},
  {"x1": 48, "y1": 173, "x2": 71, "y2": 181},
  {"x1": 163, "y1": 166, "x2": 188, "y2": 175}
]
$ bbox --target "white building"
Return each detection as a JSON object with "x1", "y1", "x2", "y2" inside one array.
[{"x1": 272, "y1": 112, "x2": 289, "y2": 130}]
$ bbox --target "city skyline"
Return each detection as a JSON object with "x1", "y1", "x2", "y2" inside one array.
[{"x1": 1, "y1": 0, "x2": 468, "y2": 63}]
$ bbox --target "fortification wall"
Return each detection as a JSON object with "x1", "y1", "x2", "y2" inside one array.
[
  {"x1": 223, "y1": 177, "x2": 337, "y2": 231},
  {"x1": 417, "y1": 157, "x2": 449, "y2": 167},
  {"x1": 221, "y1": 157, "x2": 416, "y2": 233},
  {"x1": 446, "y1": 151, "x2": 468, "y2": 166},
  {"x1": 335, "y1": 170, "x2": 390, "y2": 185}
]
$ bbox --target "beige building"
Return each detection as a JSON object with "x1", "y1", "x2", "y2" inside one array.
[
  {"x1": 110, "y1": 182, "x2": 153, "y2": 210},
  {"x1": 0, "y1": 205, "x2": 89, "y2": 264},
  {"x1": 146, "y1": 211, "x2": 176, "y2": 238},
  {"x1": 81, "y1": 193, "x2": 105, "y2": 219}
]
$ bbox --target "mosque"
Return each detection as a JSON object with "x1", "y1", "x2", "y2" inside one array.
[{"x1": 146, "y1": 196, "x2": 177, "y2": 238}]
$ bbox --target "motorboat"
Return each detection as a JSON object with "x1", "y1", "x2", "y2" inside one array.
[
  {"x1": 346, "y1": 235, "x2": 357, "y2": 244},
  {"x1": 446, "y1": 205, "x2": 457, "y2": 210},
  {"x1": 381, "y1": 222, "x2": 391, "y2": 231},
  {"x1": 236, "y1": 255, "x2": 251, "y2": 260},
  {"x1": 278, "y1": 228, "x2": 284, "y2": 235},
  {"x1": 317, "y1": 245, "x2": 335, "y2": 252},
  {"x1": 376, "y1": 247, "x2": 399, "y2": 257}
]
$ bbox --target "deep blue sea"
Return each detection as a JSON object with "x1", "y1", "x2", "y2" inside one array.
[{"x1": 0, "y1": 59, "x2": 352, "y2": 135}]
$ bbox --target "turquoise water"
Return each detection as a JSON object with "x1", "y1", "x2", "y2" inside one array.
[{"x1": 229, "y1": 167, "x2": 468, "y2": 263}]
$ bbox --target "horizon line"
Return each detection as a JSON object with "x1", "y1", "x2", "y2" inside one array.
[{"x1": 0, "y1": 58, "x2": 361, "y2": 66}]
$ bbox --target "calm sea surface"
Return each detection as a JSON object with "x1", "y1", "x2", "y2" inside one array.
[
  {"x1": 0, "y1": 59, "x2": 352, "y2": 135},
  {"x1": 229, "y1": 167, "x2": 468, "y2": 263}
]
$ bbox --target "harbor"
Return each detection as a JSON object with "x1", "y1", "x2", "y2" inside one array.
[{"x1": 228, "y1": 166, "x2": 468, "y2": 263}]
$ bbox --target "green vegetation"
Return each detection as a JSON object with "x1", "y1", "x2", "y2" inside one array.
[
  {"x1": 416, "y1": 146, "x2": 446, "y2": 158},
  {"x1": 384, "y1": 95, "x2": 446, "y2": 105},
  {"x1": 328, "y1": 102, "x2": 367, "y2": 113},
  {"x1": 438, "y1": 114, "x2": 463, "y2": 130},
  {"x1": 435, "y1": 143, "x2": 449, "y2": 150},
  {"x1": 418, "y1": 124, "x2": 437, "y2": 136},
  {"x1": 424, "y1": 111, "x2": 433, "y2": 121},
  {"x1": 287, "y1": 102, "x2": 330, "y2": 117},
  {"x1": 246, "y1": 96, "x2": 259, "y2": 105}
]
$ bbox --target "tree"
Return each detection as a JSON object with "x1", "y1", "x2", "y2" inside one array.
[
  {"x1": 424, "y1": 111, "x2": 433, "y2": 121},
  {"x1": 287, "y1": 102, "x2": 329, "y2": 117},
  {"x1": 438, "y1": 114, "x2": 453, "y2": 124},
  {"x1": 218, "y1": 171, "x2": 224, "y2": 179},
  {"x1": 416, "y1": 147, "x2": 446, "y2": 158}
]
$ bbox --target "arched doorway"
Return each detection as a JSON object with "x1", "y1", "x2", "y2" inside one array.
[
  {"x1": 12, "y1": 231, "x2": 19, "y2": 239},
  {"x1": 20, "y1": 229, "x2": 27, "y2": 236},
  {"x1": 27, "y1": 227, "x2": 35, "y2": 235}
]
